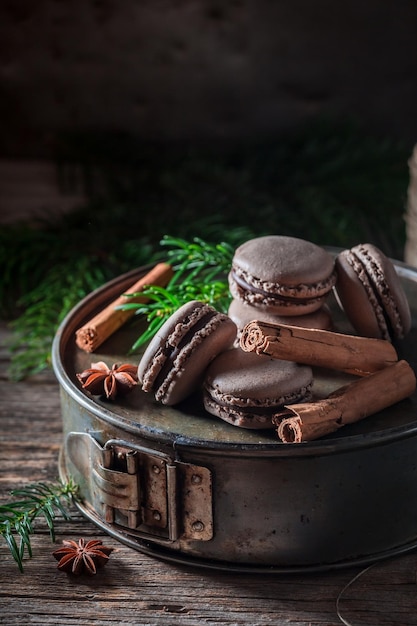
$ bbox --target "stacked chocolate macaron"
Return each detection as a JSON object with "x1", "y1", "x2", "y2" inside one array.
[
  {"x1": 137, "y1": 235, "x2": 413, "y2": 433},
  {"x1": 228, "y1": 235, "x2": 336, "y2": 334}
]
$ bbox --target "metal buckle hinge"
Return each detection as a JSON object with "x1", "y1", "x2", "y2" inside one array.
[{"x1": 65, "y1": 433, "x2": 213, "y2": 542}]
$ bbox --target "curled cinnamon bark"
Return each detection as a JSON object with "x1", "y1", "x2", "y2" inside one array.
[
  {"x1": 240, "y1": 321, "x2": 398, "y2": 375},
  {"x1": 273, "y1": 360, "x2": 416, "y2": 443},
  {"x1": 75, "y1": 263, "x2": 173, "y2": 352}
]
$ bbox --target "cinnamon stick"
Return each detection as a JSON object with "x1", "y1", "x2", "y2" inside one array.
[
  {"x1": 75, "y1": 262, "x2": 173, "y2": 352},
  {"x1": 240, "y1": 321, "x2": 398, "y2": 375},
  {"x1": 273, "y1": 360, "x2": 416, "y2": 443}
]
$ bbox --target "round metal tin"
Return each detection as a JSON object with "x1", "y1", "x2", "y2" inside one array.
[{"x1": 53, "y1": 257, "x2": 417, "y2": 573}]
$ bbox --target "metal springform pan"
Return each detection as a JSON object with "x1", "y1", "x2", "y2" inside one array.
[{"x1": 53, "y1": 255, "x2": 417, "y2": 573}]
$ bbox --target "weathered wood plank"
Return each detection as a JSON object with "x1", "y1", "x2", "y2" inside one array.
[{"x1": 0, "y1": 531, "x2": 354, "y2": 626}]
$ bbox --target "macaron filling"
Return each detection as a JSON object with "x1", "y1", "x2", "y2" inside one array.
[
  {"x1": 203, "y1": 396, "x2": 288, "y2": 428},
  {"x1": 139, "y1": 303, "x2": 237, "y2": 405},
  {"x1": 151, "y1": 311, "x2": 218, "y2": 394},
  {"x1": 230, "y1": 270, "x2": 335, "y2": 302},
  {"x1": 204, "y1": 380, "x2": 313, "y2": 411},
  {"x1": 141, "y1": 309, "x2": 218, "y2": 391}
]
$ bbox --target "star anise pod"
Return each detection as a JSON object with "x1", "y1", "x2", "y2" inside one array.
[
  {"x1": 76, "y1": 361, "x2": 138, "y2": 400},
  {"x1": 52, "y1": 538, "x2": 114, "y2": 575}
]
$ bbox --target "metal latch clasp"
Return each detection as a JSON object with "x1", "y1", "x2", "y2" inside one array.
[{"x1": 65, "y1": 432, "x2": 213, "y2": 542}]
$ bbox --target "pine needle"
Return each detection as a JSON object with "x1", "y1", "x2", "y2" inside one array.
[
  {"x1": 119, "y1": 235, "x2": 237, "y2": 351},
  {"x1": 0, "y1": 479, "x2": 78, "y2": 572},
  {"x1": 7, "y1": 256, "x2": 114, "y2": 381}
]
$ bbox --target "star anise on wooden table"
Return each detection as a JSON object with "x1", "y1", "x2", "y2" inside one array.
[
  {"x1": 52, "y1": 538, "x2": 114, "y2": 575},
  {"x1": 76, "y1": 361, "x2": 138, "y2": 400}
]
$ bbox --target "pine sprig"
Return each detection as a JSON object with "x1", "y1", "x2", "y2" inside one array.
[
  {"x1": 127, "y1": 280, "x2": 232, "y2": 351},
  {"x1": 161, "y1": 235, "x2": 234, "y2": 277},
  {"x1": 0, "y1": 479, "x2": 78, "y2": 572},
  {"x1": 7, "y1": 256, "x2": 112, "y2": 381},
  {"x1": 120, "y1": 235, "x2": 235, "y2": 351}
]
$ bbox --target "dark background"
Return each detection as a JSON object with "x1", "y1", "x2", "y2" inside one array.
[{"x1": 1, "y1": 0, "x2": 416, "y2": 156}]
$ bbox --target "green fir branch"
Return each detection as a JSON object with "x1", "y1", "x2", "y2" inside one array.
[
  {"x1": 161, "y1": 235, "x2": 234, "y2": 276},
  {"x1": 7, "y1": 256, "x2": 114, "y2": 381},
  {"x1": 120, "y1": 235, "x2": 235, "y2": 351},
  {"x1": 0, "y1": 479, "x2": 78, "y2": 572}
]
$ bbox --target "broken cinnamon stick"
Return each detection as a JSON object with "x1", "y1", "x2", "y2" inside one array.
[
  {"x1": 240, "y1": 321, "x2": 398, "y2": 375},
  {"x1": 273, "y1": 360, "x2": 416, "y2": 443},
  {"x1": 75, "y1": 262, "x2": 173, "y2": 352}
]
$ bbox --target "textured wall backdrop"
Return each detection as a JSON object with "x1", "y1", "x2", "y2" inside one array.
[{"x1": 1, "y1": 0, "x2": 417, "y2": 155}]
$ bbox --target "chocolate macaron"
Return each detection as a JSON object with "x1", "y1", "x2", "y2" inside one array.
[
  {"x1": 335, "y1": 243, "x2": 411, "y2": 341},
  {"x1": 203, "y1": 348, "x2": 313, "y2": 429},
  {"x1": 228, "y1": 235, "x2": 336, "y2": 315},
  {"x1": 138, "y1": 301, "x2": 237, "y2": 405}
]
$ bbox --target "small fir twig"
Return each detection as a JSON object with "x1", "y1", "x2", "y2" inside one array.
[
  {"x1": 7, "y1": 257, "x2": 112, "y2": 381},
  {"x1": 161, "y1": 235, "x2": 234, "y2": 276},
  {"x1": 120, "y1": 235, "x2": 234, "y2": 351},
  {"x1": 0, "y1": 479, "x2": 78, "y2": 572}
]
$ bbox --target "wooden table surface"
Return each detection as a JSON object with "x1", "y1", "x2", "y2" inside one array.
[{"x1": 2, "y1": 322, "x2": 417, "y2": 625}]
